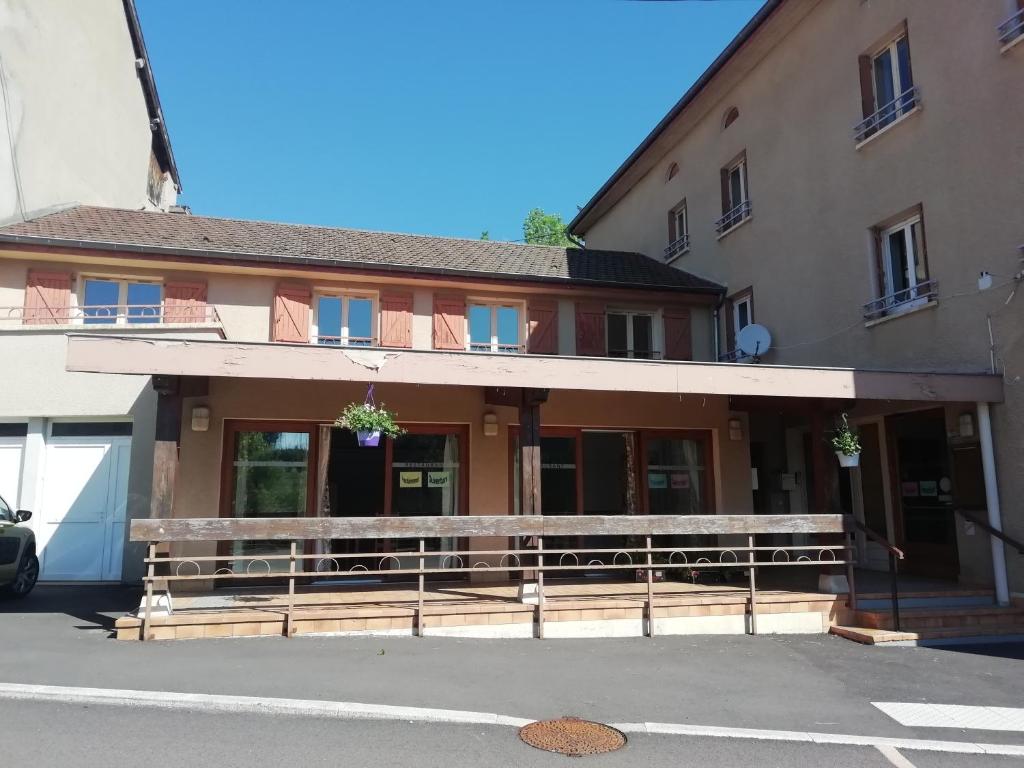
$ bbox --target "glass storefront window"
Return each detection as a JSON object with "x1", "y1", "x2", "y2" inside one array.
[
  {"x1": 390, "y1": 432, "x2": 461, "y2": 561},
  {"x1": 644, "y1": 436, "x2": 706, "y2": 515}
]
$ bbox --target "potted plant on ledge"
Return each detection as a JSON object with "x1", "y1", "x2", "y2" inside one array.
[
  {"x1": 831, "y1": 413, "x2": 862, "y2": 468},
  {"x1": 336, "y1": 400, "x2": 405, "y2": 447}
]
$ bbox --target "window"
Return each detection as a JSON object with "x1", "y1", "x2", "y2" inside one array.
[
  {"x1": 664, "y1": 201, "x2": 689, "y2": 262},
  {"x1": 666, "y1": 162, "x2": 679, "y2": 182},
  {"x1": 722, "y1": 106, "x2": 739, "y2": 130},
  {"x1": 82, "y1": 278, "x2": 162, "y2": 325},
  {"x1": 0, "y1": 493, "x2": 12, "y2": 523},
  {"x1": 716, "y1": 155, "x2": 751, "y2": 235},
  {"x1": 51, "y1": 421, "x2": 132, "y2": 437},
  {"x1": 607, "y1": 310, "x2": 656, "y2": 359},
  {"x1": 855, "y1": 32, "x2": 918, "y2": 142},
  {"x1": 467, "y1": 302, "x2": 522, "y2": 353},
  {"x1": 865, "y1": 213, "x2": 934, "y2": 320},
  {"x1": 314, "y1": 294, "x2": 374, "y2": 346},
  {"x1": 733, "y1": 294, "x2": 752, "y2": 334},
  {"x1": 999, "y1": 2, "x2": 1024, "y2": 46}
]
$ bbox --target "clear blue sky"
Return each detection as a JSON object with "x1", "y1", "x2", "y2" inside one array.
[{"x1": 138, "y1": 0, "x2": 762, "y2": 242}]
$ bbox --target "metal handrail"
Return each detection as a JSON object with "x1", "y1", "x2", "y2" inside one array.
[
  {"x1": 2, "y1": 304, "x2": 222, "y2": 326},
  {"x1": 853, "y1": 86, "x2": 920, "y2": 142},
  {"x1": 998, "y1": 7, "x2": 1024, "y2": 45},
  {"x1": 853, "y1": 519, "x2": 903, "y2": 631},
  {"x1": 863, "y1": 278, "x2": 938, "y2": 321},
  {"x1": 663, "y1": 234, "x2": 690, "y2": 261},
  {"x1": 714, "y1": 200, "x2": 752, "y2": 235},
  {"x1": 955, "y1": 509, "x2": 1024, "y2": 554}
]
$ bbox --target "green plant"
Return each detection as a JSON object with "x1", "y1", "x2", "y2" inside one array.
[
  {"x1": 335, "y1": 402, "x2": 405, "y2": 438},
  {"x1": 830, "y1": 413, "x2": 861, "y2": 456}
]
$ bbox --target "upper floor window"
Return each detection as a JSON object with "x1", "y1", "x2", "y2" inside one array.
[
  {"x1": 314, "y1": 293, "x2": 374, "y2": 346},
  {"x1": 998, "y1": 1, "x2": 1024, "y2": 47},
  {"x1": 468, "y1": 302, "x2": 522, "y2": 353},
  {"x1": 722, "y1": 106, "x2": 739, "y2": 130},
  {"x1": 666, "y1": 162, "x2": 679, "y2": 182},
  {"x1": 864, "y1": 212, "x2": 936, "y2": 321},
  {"x1": 716, "y1": 154, "x2": 751, "y2": 236},
  {"x1": 82, "y1": 277, "x2": 162, "y2": 324},
  {"x1": 664, "y1": 200, "x2": 689, "y2": 262},
  {"x1": 608, "y1": 310, "x2": 657, "y2": 359},
  {"x1": 855, "y1": 30, "x2": 919, "y2": 143},
  {"x1": 733, "y1": 293, "x2": 752, "y2": 335}
]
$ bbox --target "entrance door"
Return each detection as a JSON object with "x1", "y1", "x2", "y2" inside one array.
[
  {"x1": 888, "y1": 410, "x2": 958, "y2": 578},
  {"x1": 38, "y1": 426, "x2": 131, "y2": 581}
]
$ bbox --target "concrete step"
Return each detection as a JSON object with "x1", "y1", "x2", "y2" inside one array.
[
  {"x1": 852, "y1": 605, "x2": 1024, "y2": 631},
  {"x1": 855, "y1": 593, "x2": 995, "y2": 611},
  {"x1": 831, "y1": 623, "x2": 1024, "y2": 646}
]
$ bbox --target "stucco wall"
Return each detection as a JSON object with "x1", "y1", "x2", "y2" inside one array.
[{"x1": 0, "y1": 0, "x2": 174, "y2": 220}]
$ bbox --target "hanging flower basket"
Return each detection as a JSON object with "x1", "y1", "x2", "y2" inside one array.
[
  {"x1": 336, "y1": 386, "x2": 405, "y2": 447},
  {"x1": 831, "y1": 413, "x2": 861, "y2": 468}
]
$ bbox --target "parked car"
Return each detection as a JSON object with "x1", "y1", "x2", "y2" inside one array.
[{"x1": 0, "y1": 493, "x2": 37, "y2": 598}]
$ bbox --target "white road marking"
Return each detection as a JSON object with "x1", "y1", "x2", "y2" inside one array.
[
  {"x1": 874, "y1": 702, "x2": 1024, "y2": 732},
  {"x1": 1, "y1": 683, "x2": 1023, "y2": 757},
  {"x1": 877, "y1": 745, "x2": 918, "y2": 768}
]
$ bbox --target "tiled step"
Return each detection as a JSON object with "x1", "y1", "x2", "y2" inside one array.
[
  {"x1": 855, "y1": 592, "x2": 995, "y2": 611},
  {"x1": 852, "y1": 606, "x2": 1024, "y2": 631},
  {"x1": 831, "y1": 623, "x2": 1024, "y2": 645}
]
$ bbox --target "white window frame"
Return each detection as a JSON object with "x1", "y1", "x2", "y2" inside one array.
[
  {"x1": 466, "y1": 299, "x2": 525, "y2": 353},
  {"x1": 79, "y1": 275, "x2": 164, "y2": 325},
  {"x1": 733, "y1": 294, "x2": 753, "y2": 334},
  {"x1": 727, "y1": 157, "x2": 748, "y2": 210},
  {"x1": 878, "y1": 215, "x2": 928, "y2": 312},
  {"x1": 871, "y1": 35, "x2": 911, "y2": 114},
  {"x1": 312, "y1": 290, "x2": 378, "y2": 346},
  {"x1": 606, "y1": 308, "x2": 662, "y2": 360}
]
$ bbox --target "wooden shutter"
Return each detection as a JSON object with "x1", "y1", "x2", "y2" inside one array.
[
  {"x1": 575, "y1": 302, "x2": 606, "y2": 357},
  {"x1": 663, "y1": 307, "x2": 692, "y2": 361},
  {"x1": 433, "y1": 295, "x2": 465, "y2": 350},
  {"x1": 858, "y1": 55, "x2": 875, "y2": 118},
  {"x1": 379, "y1": 292, "x2": 413, "y2": 348},
  {"x1": 23, "y1": 270, "x2": 72, "y2": 325},
  {"x1": 164, "y1": 281, "x2": 208, "y2": 323},
  {"x1": 667, "y1": 210, "x2": 677, "y2": 243},
  {"x1": 273, "y1": 284, "x2": 311, "y2": 342},
  {"x1": 720, "y1": 168, "x2": 730, "y2": 214},
  {"x1": 527, "y1": 300, "x2": 558, "y2": 355}
]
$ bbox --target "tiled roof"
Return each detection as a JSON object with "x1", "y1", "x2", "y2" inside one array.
[{"x1": 0, "y1": 206, "x2": 723, "y2": 293}]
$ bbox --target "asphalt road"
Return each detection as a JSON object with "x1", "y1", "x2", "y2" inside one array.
[{"x1": 2, "y1": 586, "x2": 1024, "y2": 767}]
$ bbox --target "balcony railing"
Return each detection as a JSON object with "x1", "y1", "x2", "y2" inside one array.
[
  {"x1": 853, "y1": 86, "x2": 920, "y2": 143},
  {"x1": 863, "y1": 278, "x2": 938, "y2": 321},
  {"x1": 663, "y1": 234, "x2": 690, "y2": 262},
  {"x1": 2, "y1": 304, "x2": 221, "y2": 327},
  {"x1": 315, "y1": 335, "x2": 375, "y2": 347},
  {"x1": 999, "y1": 7, "x2": 1024, "y2": 45},
  {"x1": 468, "y1": 342, "x2": 525, "y2": 354},
  {"x1": 714, "y1": 200, "x2": 752, "y2": 236}
]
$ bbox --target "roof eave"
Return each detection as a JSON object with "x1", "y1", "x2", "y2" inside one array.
[{"x1": 568, "y1": 0, "x2": 785, "y2": 236}]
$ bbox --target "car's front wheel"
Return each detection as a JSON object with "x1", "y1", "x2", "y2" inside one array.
[{"x1": 3, "y1": 550, "x2": 39, "y2": 598}]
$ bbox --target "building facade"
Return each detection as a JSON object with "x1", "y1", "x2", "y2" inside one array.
[{"x1": 570, "y1": 0, "x2": 1023, "y2": 597}]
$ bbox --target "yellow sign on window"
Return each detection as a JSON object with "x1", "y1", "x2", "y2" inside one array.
[{"x1": 399, "y1": 471, "x2": 422, "y2": 488}]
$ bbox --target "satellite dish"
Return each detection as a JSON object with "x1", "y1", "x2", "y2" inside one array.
[{"x1": 735, "y1": 324, "x2": 772, "y2": 361}]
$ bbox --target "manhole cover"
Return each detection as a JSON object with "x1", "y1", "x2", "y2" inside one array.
[{"x1": 519, "y1": 717, "x2": 626, "y2": 756}]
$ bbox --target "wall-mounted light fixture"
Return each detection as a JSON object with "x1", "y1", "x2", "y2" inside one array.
[
  {"x1": 191, "y1": 405, "x2": 211, "y2": 432},
  {"x1": 728, "y1": 418, "x2": 744, "y2": 441},
  {"x1": 482, "y1": 412, "x2": 498, "y2": 437}
]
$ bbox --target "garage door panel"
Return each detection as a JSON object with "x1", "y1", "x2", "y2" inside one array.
[
  {"x1": 0, "y1": 437, "x2": 25, "y2": 506},
  {"x1": 43, "y1": 443, "x2": 112, "y2": 524}
]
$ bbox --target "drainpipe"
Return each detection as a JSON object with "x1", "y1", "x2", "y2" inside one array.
[{"x1": 977, "y1": 402, "x2": 1010, "y2": 606}]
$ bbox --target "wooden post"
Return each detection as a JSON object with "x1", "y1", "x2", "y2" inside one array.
[
  {"x1": 536, "y1": 535, "x2": 545, "y2": 639},
  {"x1": 747, "y1": 534, "x2": 758, "y2": 635},
  {"x1": 645, "y1": 534, "x2": 655, "y2": 638},
  {"x1": 286, "y1": 541, "x2": 296, "y2": 637},
  {"x1": 417, "y1": 538, "x2": 425, "y2": 637},
  {"x1": 845, "y1": 531, "x2": 857, "y2": 611},
  {"x1": 517, "y1": 388, "x2": 547, "y2": 586},
  {"x1": 142, "y1": 542, "x2": 155, "y2": 641}
]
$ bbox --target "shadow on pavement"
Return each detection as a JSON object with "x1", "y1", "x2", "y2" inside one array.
[{"x1": 0, "y1": 584, "x2": 140, "y2": 635}]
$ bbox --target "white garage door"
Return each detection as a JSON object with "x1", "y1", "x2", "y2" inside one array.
[
  {"x1": 37, "y1": 427, "x2": 131, "y2": 582},
  {"x1": 0, "y1": 432, "x2": 26, "y2": 508}
]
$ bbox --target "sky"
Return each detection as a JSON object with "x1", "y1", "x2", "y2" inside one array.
[{"x1": 137, "y1": 0, "x2": 763, "y2": 243}]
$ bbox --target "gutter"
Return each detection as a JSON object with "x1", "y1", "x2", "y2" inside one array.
[
  {"x1": 568, "y1": 0, "x2": 784, "y2": 236},
  {"x1": 0, "y1": 232, "x2": 725, "y2": 295}
]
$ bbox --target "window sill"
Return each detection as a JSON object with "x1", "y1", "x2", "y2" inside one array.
[
  {"x1": 864, "y1": 297, "x2": 937, "y2": 328},
  {"x1": 854, "y1": 105, "x2": 921, "y2": 151},
  {"x1": 716, "y1": 214, "x2": 752, "y2": 241}
]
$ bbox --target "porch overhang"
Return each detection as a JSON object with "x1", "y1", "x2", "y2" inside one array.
[{"x1": 65, "y1": 334, "x2": 1004, "y2": 403}]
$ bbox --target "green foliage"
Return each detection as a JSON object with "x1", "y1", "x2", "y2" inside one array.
[
  {"x1": 335, "y1": 402, "x2": 405, "y2": 438},
  {"x1": 479, "y1": 230, "x2": 490, "y2": 240},
  {"x1": 830, "y1": 413, "x2": 862, "y2": 456},
  {"x1": 522, "y1": 207, "x2": 574, "y2": 247}
]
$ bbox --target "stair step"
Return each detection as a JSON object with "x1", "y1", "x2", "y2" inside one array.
[
  {"x1": 856, "y1": 594, "x2": 995, "y2": 610},
  {"x1": 853, "y1": 606, "x2": 1024, "y2": 630},
  {"x1": 832, "y1": 623, "x2": 1024, "y2": 645}
]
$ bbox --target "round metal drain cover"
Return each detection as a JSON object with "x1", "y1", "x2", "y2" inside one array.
[{"x1": 519, "y1": 717, "x2": 626, "y2": 756}]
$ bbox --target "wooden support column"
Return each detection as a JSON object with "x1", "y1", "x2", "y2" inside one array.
[
  {"x1": 150, "y1": 375, "x2": 183, "y2": 522},
  {"x1": 511, "y1": 387, "x2": 548, "y2": 594},
  {"x1": 811, "y1": 406, "x2": 847, "y2": 592}
]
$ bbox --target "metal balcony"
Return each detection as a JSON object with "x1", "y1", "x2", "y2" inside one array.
[
  {"x1": 998, "y1": 7, "x2": 1024, "y2": 46},
  {"x1": 714, "y1": 200, "x2": 752, "y2": 236},
  {"x1": 4, "y1": 303, "x2": 222, "y2": 327},
  {"x1": 863, "y1": 279, "x2": 938, "y2": 321},
  {"x1": 853, "y1": 86, "x2": 920, "y2": 143},
  {"x1": 663, "y1": 234, "x2": 690, "y2": 262}
]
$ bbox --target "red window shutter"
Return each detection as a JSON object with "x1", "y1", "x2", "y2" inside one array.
[
  {"x1": 663, "y1": 307, "x2": 692, "y2": 361},
  {"x1": 380, "y1": 292, "x2": 413, "y2": 348},
  {"x1": 164, "y1": 281, "x2": 208, "y2": 323},
  {"x1": 23, "y1": 270, "x2": 72, "y2": 325},
  {"x1": 527, "y1": 300, "x2": 558, "y2": 355},
  {"x1": 273, "y1": 284, "x2": 311, "y2": 342},
  {"x1": 433, "y1": 295, "x2": 465, "y2": 350},
  {"x1": 575, "y1": 302, "x2": 606, "y2": 357}
]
